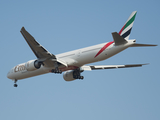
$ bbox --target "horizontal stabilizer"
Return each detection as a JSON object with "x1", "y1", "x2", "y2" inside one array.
[
  {"x1": 130, "y1": 43, "x2": 157, "y2": 47},
  {"x1": 112, "y1": 32, "x2": 127, "y2": 45}
]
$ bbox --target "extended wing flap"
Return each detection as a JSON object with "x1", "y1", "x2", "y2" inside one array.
[{"x1": 81, "y1": 64, "x2": 148, "y2": 71}]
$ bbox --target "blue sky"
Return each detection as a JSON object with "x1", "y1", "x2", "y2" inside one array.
[{"x1": 1, "y1": 0, "x2": 160, "y2": 120}]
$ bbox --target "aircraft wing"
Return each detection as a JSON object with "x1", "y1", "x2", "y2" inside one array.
[
  {"x1": 20, "y1": 27, "x2": 55, "y2": 59},
  {"x1": 20, "y1": 27, "x2": 67, "y2": 67},
  {"x1": 80, "y1": 64, "x2": 148, "y2": 71}
]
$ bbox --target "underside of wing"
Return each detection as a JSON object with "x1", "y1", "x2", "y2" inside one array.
[
  {"x1": 20, "y1": 27, "x2": 55, "y2": 59},
  {"x1": 80, "y1": 64, "x2": 148, "y2": 71},
  {"x1": 20, "y1": 27, "x2": 67, "y2": 68}
]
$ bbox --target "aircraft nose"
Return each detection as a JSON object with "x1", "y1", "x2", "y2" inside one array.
[
  {"x1": 7, "y1": 70, "x2": 12, "y2": 79},
  {"x1": 7, "y1": 72, "x2": 11, "y2": 79}
]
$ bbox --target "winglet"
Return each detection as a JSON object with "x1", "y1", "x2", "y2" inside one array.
[{"x1": 112, "y1": 32, "x2": 127, "y2": 45}]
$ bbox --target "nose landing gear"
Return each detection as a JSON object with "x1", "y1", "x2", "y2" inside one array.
[{"x1": 14, "y1": 80, "x2": 18, "y2": 87}]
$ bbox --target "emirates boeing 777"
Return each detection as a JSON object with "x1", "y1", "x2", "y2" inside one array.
[{"x1": 7, "y1": 11, "x2": 157, "y2": 87}]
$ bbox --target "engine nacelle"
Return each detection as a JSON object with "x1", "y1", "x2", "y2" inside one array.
[
  {"x1": 25, "y1": 60, "x2": 42, "y2": 71},
  {"x1": 63, "y1": 70, "x2": 76, "y2": 81}
]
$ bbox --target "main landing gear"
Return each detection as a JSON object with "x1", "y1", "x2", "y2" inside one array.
[
  {"x1": 51, "y1": 61, "x2": 62, "y2": 74},
  {"x1": 51, "y1": 67, "x2": 62, "y2": 74},
  {"x1": 73, "y1": 69, "x2": 84, "y2": 80},
  {"x1": 14, "y1": 80, "x2": 18, "y2": 87}
]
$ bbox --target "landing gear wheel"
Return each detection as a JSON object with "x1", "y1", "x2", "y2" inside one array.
[
  {"x1": 73, "y1": 69, "x2": 84, "y2": 80},
  {"x1": 14, "y1": 84, "x2": 18, "y2": 87},
  {"x1": 51, "y1": 68, "x2": 62, "y2": 74},
  {"x1": 13, "y1": 79, "x2": 18, "y2": 87},
  {"x1": 80, "y1": 76, "x2": 84, "y2": 79}
]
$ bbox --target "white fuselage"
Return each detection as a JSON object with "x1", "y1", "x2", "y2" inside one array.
[{"x1": 7, "y1": 40, "x2": 135, "y2": 80}]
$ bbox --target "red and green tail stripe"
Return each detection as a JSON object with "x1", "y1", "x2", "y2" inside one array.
[
  {"x1": 94, "y1": 11, "x2": 137, "y2": 58},
  {"x1": 119, "y1": 11, "x2": 137, "y2": 39}
]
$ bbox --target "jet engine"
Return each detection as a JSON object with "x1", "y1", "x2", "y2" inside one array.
[
  {"x1": 25, "y1": 60, "x2": 42, "y2": 71},
  {"x1": 63, "y1": 70, "x2": 76, "y2": 81},
  {"x1": 63, "y1": 70, "x2": 84, "y2": 81}
]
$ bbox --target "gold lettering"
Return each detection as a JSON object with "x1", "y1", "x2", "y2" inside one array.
[
  {"x1": 14, "y1": 66, "x2": 18, "y2": 72},
  {"x1": 14, "y1": 65, "x2": 26, "y2": 72}
]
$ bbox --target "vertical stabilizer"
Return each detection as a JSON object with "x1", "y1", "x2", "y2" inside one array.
[{"x1": 119, "y1": 11, "x2": 137, "y2": 40}]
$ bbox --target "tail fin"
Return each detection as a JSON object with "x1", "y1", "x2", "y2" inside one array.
[{"x1": 119, "y1": 11, "x2": 137, "y2": 40}]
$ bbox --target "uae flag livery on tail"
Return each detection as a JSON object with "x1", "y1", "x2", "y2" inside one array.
[{"x1": 119, "y1": 11, "x2": 137, "y2": 40}]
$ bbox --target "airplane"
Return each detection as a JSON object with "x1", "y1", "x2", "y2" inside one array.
[{"x1": 7, "y1": 11, "x2": 157, "y2": 87}]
